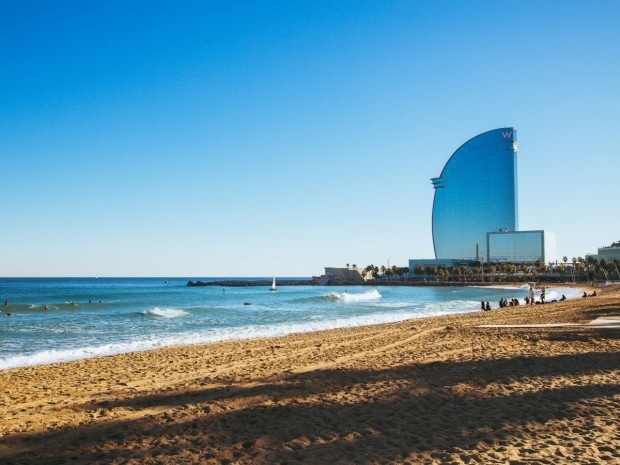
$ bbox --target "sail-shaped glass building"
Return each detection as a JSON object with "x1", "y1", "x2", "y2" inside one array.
[{"x1": 431, "y1": 128, "x2": 519, "y2": 261}]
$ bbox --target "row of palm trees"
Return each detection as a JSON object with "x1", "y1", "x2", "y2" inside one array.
[
  {"x1": 345, "y1": 264, "x2": 409, "y2": 281},
  {"x1": 410, "y1": 256, "x2": 620, "y2": 282},
  {"x1": 346, "y1": 256, "x2": 620, "y2": 283}
]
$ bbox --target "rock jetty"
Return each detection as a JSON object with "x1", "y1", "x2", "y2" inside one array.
[{"x1": 187, "y1": 280, "x2": 313, "y2": 287}]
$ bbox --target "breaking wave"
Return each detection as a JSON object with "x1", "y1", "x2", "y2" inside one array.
[
  {"x1": 142, "y1": 308, "x2": 188, "y2": 318},
  {"x1": 326, "y1": 289, "x2": 382, "y2": 303}
]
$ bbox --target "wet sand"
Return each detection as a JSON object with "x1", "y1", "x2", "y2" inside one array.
[{"x1": 1, "y1": 285, "x2": 619, "y2": 464}]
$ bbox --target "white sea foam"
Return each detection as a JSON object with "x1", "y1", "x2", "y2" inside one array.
[
  {"x1": 142, "y1": 308, "x2": 188, "y2": 318},
  {"x1": 375, "y1": 301, "x2": 413, "y2": 309},
  {"x1": 327, "y1": 289, "x2": 382, "y2": 303},
  {"x1": 0, "y1": 300, "x2": 481, "y2": 371}
]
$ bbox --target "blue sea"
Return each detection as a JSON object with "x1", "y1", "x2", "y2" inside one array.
[{"x1": 0, "y1": 278, "x2": 580, "y2": 370}]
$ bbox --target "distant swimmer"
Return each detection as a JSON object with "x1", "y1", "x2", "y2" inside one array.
[
  {"x1": 88, "y1": 299, "x2": 92, "y2": 304},
  {"x1": 44, "y1": 304, "x2": 49, "y2": 310},
  {"x1": 3, "y1": 300, "x2": 7, "y2": 306},
  {"x1": 4, "y1": 312, "x2": 13, "y2": 316},
  {"x1": 243, "y1": 302, "x2": 252, "y2": 306}
]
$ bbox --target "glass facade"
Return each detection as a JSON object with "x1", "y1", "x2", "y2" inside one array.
[
  {"x1": 432, "y1": 128, "x2": 518, "y2": 261},
  {"x1": 487, "y1": 230, "x2": 556, "y2": 263}
]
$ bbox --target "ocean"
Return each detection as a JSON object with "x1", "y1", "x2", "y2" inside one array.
[{"x1": 0, "y1": 278, "x2": 580, "y2": 370}]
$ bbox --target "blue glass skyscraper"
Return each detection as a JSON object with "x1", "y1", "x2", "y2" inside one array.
[{"x1": 431, "y1": 128, "x2": 518, "y2": 260}]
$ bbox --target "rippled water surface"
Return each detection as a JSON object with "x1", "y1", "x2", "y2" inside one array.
[{"x1": 0, "y1": 278, "x2": 580, "y2": 370}]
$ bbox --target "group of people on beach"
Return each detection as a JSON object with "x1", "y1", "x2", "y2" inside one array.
[
  {"x1": 481, "y1": 297, "x2": 523, "y2": 311},
  {"x1": 582, "y1": 291, "x2": 597, "y2": 298},
  {"x1": 480, "y1": 285, "x2": 577, "y2": 312}
]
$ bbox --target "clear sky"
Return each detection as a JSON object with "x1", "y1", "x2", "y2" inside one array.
[{"x1": 1, "y1": 1, "x2": 618, "y2": 277}]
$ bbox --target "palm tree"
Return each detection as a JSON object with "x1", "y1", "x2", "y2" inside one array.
[
  {"x1": 473, "y1": 266, "x2": 482, "y2": 280},
  {"x1": 563, "y1": 256, "x2": 568, "y2": 264},
  {"x1": 557, "y1": 263, "x2": 566, "y2": 279},
  {"x1": 571, "y1": 257, "x2": 577, "y2": 282},
  {"x1": 415, "y1": 265, "x2": 425, "y2": 276}
]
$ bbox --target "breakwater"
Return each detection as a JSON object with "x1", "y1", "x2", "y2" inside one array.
[{"x1": 187, "y1": 279, "x2": 313, "y2": 287}]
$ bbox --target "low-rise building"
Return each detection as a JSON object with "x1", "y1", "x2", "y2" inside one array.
[
  {"x1": 586, "y1": 241, "x2": 620, "y2": 263},
  {"x1": 487, "y1": 230, "x2": 556, "y2": 263}
]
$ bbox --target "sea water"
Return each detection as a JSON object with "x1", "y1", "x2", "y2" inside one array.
[{"x1": 0, "y1": 278, "x2": 580, "y2": 370}]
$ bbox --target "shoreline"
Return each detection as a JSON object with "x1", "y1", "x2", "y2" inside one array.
[
  {"x1": 1, "y1": 284, "x2": 583, "y2": 372},
  {"x1": 1, "y1": 285, "x2": 618, "y2": 463}
]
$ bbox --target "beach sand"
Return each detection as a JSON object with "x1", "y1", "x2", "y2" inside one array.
[{"x1": 1, "y1": 286, "x2": 619, "y2": 464}]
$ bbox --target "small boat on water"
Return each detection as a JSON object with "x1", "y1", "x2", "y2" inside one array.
[{"x1": 269, "y1": 276, "x2": 277, "y2": 292}]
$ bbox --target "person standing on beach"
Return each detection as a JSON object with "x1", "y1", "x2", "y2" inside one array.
[
  {"x1": 541, "y1": 287, "x2": 546, "y2": 304},
  {"x1": 528, "y1": 286, "x2": 535, "y2": 305}
]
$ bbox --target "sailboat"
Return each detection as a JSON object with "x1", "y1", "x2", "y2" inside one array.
[{"x1": 269, "y1": 276, "x2": 277, "y2": 292}]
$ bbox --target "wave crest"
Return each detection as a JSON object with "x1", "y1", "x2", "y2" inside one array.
[
  {"x1": 327, "y1": 289, "x2": 382, "y2": 303},
  {"x1": 142, "y1": 308, "x2": 188, "y2": 318}
]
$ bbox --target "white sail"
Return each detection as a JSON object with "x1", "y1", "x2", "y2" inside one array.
[{"x1": 270, "y1": 276, "x2": 277, "y2": 291}]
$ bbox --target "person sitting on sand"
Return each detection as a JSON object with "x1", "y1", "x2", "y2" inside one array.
[
  {"x1": 560, "y1": 295, "x2": 566, "y2": 301},
  {"x1": 590, "y1": 291, "x2": 597, "y2": 297},
  {"x1": 582, "y1": 292, "x2": 588, "y2": 298}
]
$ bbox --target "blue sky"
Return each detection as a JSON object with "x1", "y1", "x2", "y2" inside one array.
[{"x1": 1, "y1": 1, "x2": 618, "y2": 277}]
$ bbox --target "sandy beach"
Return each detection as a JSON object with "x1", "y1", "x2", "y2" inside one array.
[{"x1": 1, "y1": 285, "x2": 618, "y2": 464}]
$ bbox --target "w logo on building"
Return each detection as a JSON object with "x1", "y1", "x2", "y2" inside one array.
[{"x1": 502, "y1": 130, "x2": 513, "y2": 139}]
